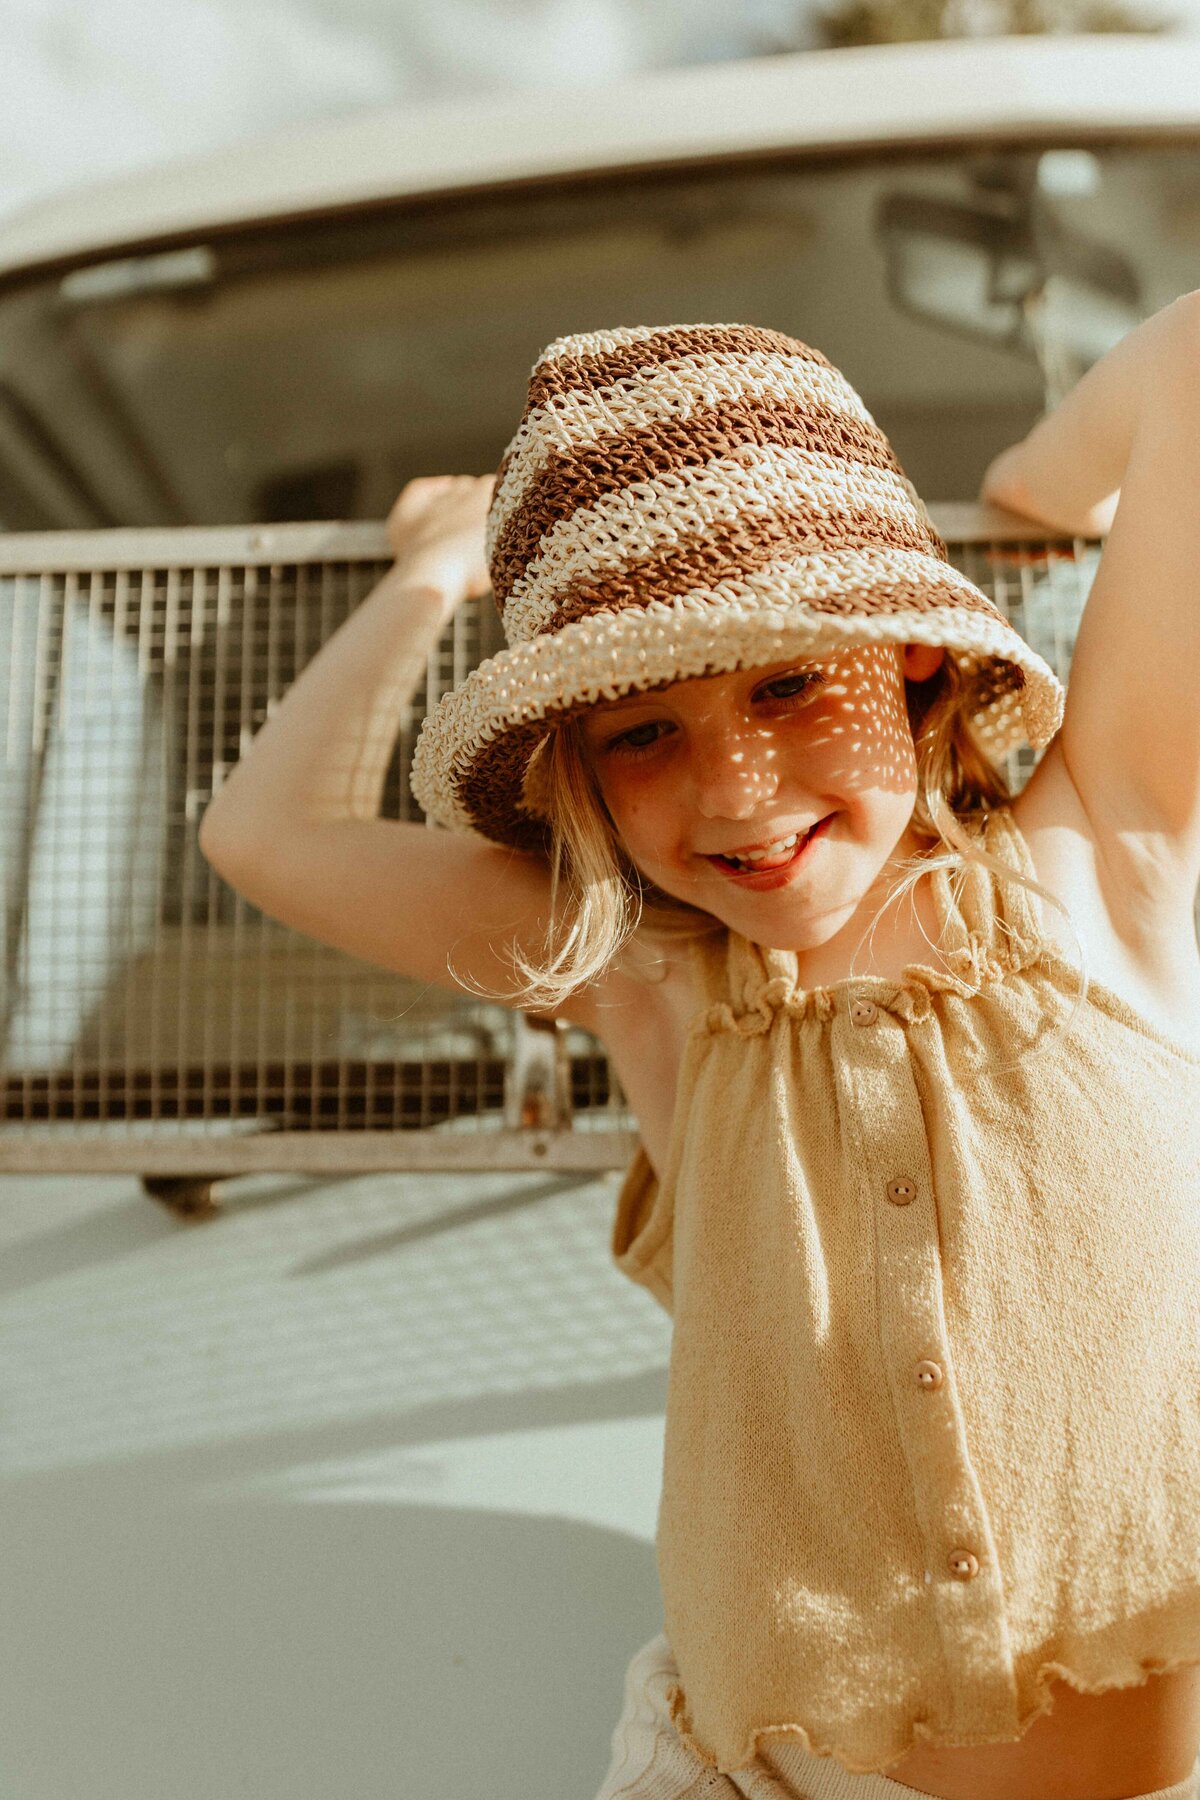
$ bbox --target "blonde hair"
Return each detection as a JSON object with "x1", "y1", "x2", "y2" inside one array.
[{"x1": 449, "y1": 650, "x2": 1088, "y2": 1064}]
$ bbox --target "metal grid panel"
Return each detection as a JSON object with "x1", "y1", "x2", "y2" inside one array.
[{"x1": 0, "y1": 513, "x2": 1182, "y2": 1206}]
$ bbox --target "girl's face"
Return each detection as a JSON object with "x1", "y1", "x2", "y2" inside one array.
[{"x1": 578, "y1": 642, "x2": 945, "y2": 954}]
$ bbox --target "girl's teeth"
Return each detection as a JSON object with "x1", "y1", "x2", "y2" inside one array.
[{"x1": 733, "y1": 833, "x2": 798, "y2": 866}]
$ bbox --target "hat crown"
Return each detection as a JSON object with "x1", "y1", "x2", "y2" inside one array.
[
  {"x1": 484, "y1": 322, "x2": 946, "y2": 652},
  {"x1": 408, "y1": 320, "x2": 1065, "y2": 852}
]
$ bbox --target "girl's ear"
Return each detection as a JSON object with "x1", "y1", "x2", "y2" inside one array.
[{"x1": 903, "y1": 643, "x2": 946, "y2": 682}]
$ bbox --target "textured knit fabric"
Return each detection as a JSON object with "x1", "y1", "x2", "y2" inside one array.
[
  {"x1": 610, "y1": 802, "x2": 1200, "y2": 1779},
  {"x1": 593, "y1": 1630, "x2": 1200, "y2": 1800}
]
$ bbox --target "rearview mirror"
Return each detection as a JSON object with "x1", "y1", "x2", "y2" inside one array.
[{"x1": 874, "y1": 170, "x2": 1142, "y2": 369}]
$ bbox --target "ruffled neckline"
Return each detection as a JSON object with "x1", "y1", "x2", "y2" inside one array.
[{"x1": 688, "y1": 805, "x2": 1055, "y2": 1036}]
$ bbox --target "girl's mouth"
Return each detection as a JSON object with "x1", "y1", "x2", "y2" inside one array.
[{"x1": 706, "y1": 813, "x2": 834, "y2": 888}]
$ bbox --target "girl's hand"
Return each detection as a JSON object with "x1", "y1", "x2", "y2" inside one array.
[{"x1": 386, "y1": 474, "x2": 498, "y2": 619}]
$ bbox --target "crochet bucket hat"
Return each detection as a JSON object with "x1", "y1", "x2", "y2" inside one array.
[{"x1": 409, "y1": 322, "x2": 1065, "y2": 855}]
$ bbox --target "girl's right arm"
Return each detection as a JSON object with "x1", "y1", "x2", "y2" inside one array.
[{"x1": 196, "y1": 476, "x2": 612, "y2": 1030}]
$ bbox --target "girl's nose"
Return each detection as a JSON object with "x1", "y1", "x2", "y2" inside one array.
[{"x1": 692, "y1": 732, "x2": 780, "y2": 819}]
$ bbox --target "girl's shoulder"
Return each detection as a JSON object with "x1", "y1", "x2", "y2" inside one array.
[
  {"x1": 568, "y1": 926, "x2": 707, "y2": 1184},
  {"x1": 561, "y1": 919, "x2": 724, "y2": 1116},
  {"x1": 597, "y1": 919, "x2": 720, "y2": 1029}
]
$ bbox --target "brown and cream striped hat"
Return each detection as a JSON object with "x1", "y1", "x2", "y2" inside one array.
[{"x1": 409, "y1": 322, "x2": 1064, "y2": 854}]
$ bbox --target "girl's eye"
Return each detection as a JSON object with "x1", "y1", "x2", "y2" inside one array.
[
  {"x1": 608, "y1": 720, "x2": 669, "y2": 758},
  {"x1": 604, "y1": 672, "x2": 823, "y2": 760},
  {"x1": 759, "y1": 676, "x2": 827, "y2": 702}
]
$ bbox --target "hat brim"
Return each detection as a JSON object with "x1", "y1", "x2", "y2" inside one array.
[{"x1": 409, "y1": 552, "x2": 1065, "y2": 855}]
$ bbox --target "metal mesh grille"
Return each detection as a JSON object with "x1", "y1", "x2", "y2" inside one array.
[{"x1": 0, "y1": 512, "x2": 1188, "y2": 1188}]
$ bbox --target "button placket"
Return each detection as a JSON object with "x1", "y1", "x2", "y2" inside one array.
[{"x1": 834, "y1": 998, "x2": 1015, "y2": 1727}]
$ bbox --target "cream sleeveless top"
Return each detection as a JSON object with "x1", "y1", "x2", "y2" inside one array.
[{"x1": 610, "y1": 803, "x2": 1200, "y2": 1777}]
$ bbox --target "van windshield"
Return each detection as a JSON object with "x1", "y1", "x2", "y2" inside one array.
[{"x1": 0, "y1": 142, "x2": 1195, "y2": 531}]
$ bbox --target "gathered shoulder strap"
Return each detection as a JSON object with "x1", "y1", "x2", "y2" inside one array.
[{"x1": 939, "y1": 804, "x2": 1051, "y2": 970}]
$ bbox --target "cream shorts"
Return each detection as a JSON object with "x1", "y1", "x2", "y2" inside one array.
[{"x1": 592, "y1": 1630, "x2": 1200, "y2": 1800}]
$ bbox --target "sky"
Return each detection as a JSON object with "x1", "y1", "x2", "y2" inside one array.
[{"x1": 0, "y1": 0, "x2": 1196, "y2": 230}]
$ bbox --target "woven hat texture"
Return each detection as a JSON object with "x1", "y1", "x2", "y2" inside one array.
[{"x1": 408, "y1": 322, "x2": 1065, "y2": 854}]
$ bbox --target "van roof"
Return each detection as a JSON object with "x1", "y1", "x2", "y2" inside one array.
[{"x1": 2, "y1": 33, "x2": 1199, "y2": 284}]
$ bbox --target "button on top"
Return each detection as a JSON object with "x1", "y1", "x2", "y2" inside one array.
[
  {"x1": 948, "y1": 1550, "x2": 980, "y2": 1580},
  {"x1": 886, "y1": 1178, "x2": 918, "y2": 1206},
  {"x1": 915, "y1": 1359, "x2": 944, "y2": 1390},
  {"x1": 850, "y1": 997, "x2": 878, "y2": 1026}
]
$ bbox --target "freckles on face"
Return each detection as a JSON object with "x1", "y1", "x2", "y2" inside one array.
[
  {"x1": 578, "y1": 646, "x2": 925, "y2": 904},
  {"x1": 586, "y1": 761, "x2": 680, "y2": 881},
  {"x1": 583, "y1": 650, "x2": 912, "y2": 806}
]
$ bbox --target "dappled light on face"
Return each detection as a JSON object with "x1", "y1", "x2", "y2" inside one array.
[
  {"x1": 582, "y1": 645, "x2": 919, "y2": 813},
  {"x1": 570, "y1": 642, "x2": 935, "y2": 946},
  {"x1": 794, "y1": 645, "x2": 925, "y2": 804}
]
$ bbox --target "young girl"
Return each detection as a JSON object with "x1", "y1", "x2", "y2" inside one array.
[{"x1": 199, "y1": 314, "x2": 1200, "y2": 1800}]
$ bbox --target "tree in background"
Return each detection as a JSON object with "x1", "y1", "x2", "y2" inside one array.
[{"x1": 817, "y1": 0, "x2": 1171, "y2": 44}]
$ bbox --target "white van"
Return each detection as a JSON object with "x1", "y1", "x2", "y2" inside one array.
[{"x1": 1, "y1": 33, "x2": 1197, "y2": 1207}]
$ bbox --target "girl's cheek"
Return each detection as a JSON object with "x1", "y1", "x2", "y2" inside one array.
[
  {"x1": 611, "y1": 784, "x2": 670, "y2": 857},
  {"x1": 602, "y1": 760, "x2": 658, "y2": 812},
  {"x1": 616, "y1": 793, "x2": 656, "y2": 845}
]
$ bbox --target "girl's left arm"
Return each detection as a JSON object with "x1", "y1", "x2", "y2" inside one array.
[{"x1": 979, "y1": 289, "x2": 1200, "y2": 895}]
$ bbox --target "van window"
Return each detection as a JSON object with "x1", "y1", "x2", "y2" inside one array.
[{"x1": 0, "y1": 143, "x2": 1195, "y2": 530}]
